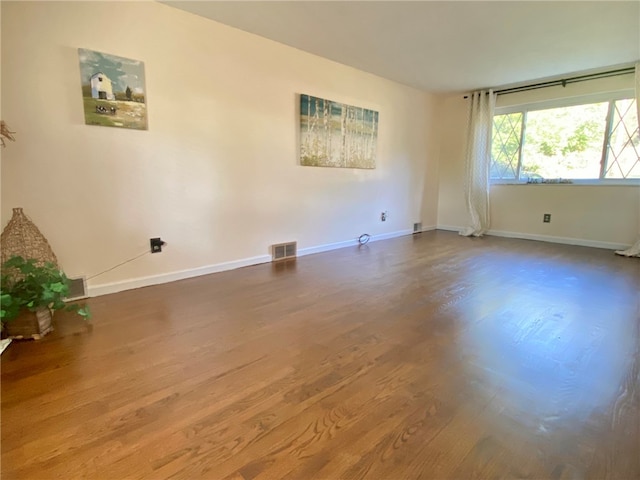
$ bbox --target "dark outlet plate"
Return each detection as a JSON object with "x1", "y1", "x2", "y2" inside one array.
[
  {"x1": 150, "y1": 237, "x2": 163, "y2": 253},
  {"x1": 543, "y1": 214, "x2": 551, "y2": 223}
]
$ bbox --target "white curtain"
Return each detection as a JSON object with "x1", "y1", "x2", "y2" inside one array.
[
  {"x1": 615, "y1": 62, "x2": 640, "y2": 257},
  {"x1": 460, "y1": 90, "x2": 496, "y2": 237}
]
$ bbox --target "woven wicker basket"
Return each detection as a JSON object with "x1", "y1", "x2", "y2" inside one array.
[
  {"x1": 3, "y1": 308, "x2": 53, "y2": 340},
  {"x1": 1, "y1": 209, "x2": 59, "y2": 340},
  {"x1": 1, "y1": 208, "x2": 58, "y2": 267}
]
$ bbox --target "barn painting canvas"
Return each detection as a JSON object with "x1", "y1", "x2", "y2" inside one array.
[
  {"x1": 78, "y1": 48, "x2": 147, "y2": 130},
  {"x1": 300, "y1": 94, "x2": 378, "y2": 169}
]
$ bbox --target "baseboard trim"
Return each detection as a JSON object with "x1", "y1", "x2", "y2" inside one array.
[
  {"x1": 436, "y1": 224, "x2": 630, "y2": 250},
  {"x1": 486, "y1": 229, "x2": 630, "y2": 250},
  {"x1": 298, "y1": 229, "x2": 413, "y2": 257},
  {"x1": 88, "y1": 226, "x2": 628, "y2": 297},
  {"x1": 88, "y1": 254, "x2": 272, "y2": 297},
  {"x1": 435, "y1": 224, "x2": 462, "y2": 232},
  {"x1": 88, "y1": 229, "x2": 418, "y2": 297}
]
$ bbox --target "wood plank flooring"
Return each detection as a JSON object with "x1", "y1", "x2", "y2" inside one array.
[{"x1": 2, "y1": 231, "x2": 639, "y2": 479}]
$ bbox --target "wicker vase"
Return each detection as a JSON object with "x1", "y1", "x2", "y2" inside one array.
[
  {"x1": 4, "y1": 308, "x2": 53, "y2": 340},
  {"x1": 1, "y1": 208, "x2": 59, "y2": 267}
]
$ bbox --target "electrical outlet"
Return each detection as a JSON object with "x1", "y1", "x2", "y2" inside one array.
[
  {"x1": 150, "y1": 237, "x2": 164, "y2": 253},
  {"x1": 543, "y1": 214, "x2": 551, "y2": 223},
  {"x1": 381, "y1": 211, "x2": 387, "y2": 222}
]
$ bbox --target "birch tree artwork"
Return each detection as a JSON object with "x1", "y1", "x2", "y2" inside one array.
[{"x1": 300, "y1": 94, "x2": 378, "y2": 169}]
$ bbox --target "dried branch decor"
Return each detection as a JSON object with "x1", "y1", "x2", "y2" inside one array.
[{"x1": 0, "y1": 121, "x2": 16, "y2": 148}]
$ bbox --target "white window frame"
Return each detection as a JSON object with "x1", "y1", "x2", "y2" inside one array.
[{"x1": 491, "y1": 89, "x2": 640, "y2": 186}]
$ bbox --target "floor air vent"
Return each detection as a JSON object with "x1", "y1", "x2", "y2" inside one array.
[
  {"x1": 272, "y1": 241, "x2": 297, "y2": 261},
  {"x1": 413, "y1": 222, "x2": 423, "y2": 233},
  {"x1": 66, "y1": 277, "x2": 88, "y2": 300}
]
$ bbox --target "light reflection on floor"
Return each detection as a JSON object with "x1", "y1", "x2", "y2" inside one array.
[{"x1": 456, "y1": 253, "x2": 637, "y2": 431}]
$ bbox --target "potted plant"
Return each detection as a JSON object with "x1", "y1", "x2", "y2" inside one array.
[{"x1": 0, "y1": 256, "x2": 91, "y2": 339}]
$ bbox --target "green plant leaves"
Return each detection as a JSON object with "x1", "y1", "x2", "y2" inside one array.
[
  {"x1": 0, "y1": 293, "x2": 20, "y2": 321},
  {"x1": 49, "y1": 282, "x2": 68, "y2": 293},
  {"x1": 0, "y1": 256, "x2": 91, "y2": 323},
  {"x1": 65, "y1": 303, "x2": 92, "y2": 320}
]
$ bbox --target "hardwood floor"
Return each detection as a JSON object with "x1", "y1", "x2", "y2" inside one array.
[{"x1": 2, "y1": 231, "x2": 639, "y2": 479}]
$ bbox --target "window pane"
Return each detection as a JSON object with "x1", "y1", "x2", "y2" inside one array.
[
  {"x1": 491, "y1": 113, "x2": 522, "y2": 179},
  {"x1": 604, "y1": 99, "x2": 640, "y2": 179},
  {"x1": 521, "y1": 103, "x2": 608, "y2": 179}
]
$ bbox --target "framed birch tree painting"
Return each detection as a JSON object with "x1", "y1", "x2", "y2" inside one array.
[
  {"x1": 78, "y1": 48, "x2": 148, "y2": 130},
  {"x1": 300, "y1": 94, "x2": 378, "y2": 169}
]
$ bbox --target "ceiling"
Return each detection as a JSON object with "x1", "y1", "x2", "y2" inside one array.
[{"x1": 162, "y1": 1, "x2": 640, "y2": 93}]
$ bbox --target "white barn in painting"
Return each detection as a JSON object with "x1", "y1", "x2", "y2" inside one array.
[{"x1": 90, "y1": 72, "x2": 114, "y2": 100}]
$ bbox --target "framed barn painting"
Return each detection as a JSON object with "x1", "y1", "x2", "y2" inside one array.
[
  {"x1": 78, "y1": 48, "x2": 148, "y2": 130},
  {"x1": 300, "y1": 94, "x2": 378, "y2": 169}
]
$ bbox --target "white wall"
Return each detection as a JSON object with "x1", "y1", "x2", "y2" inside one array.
[
  {"x1": 1, "y1": 1, "x2": 438, "y2": 294},
  {"x1": 437, "y1": 76, "x2": 639, "y2": 248}
]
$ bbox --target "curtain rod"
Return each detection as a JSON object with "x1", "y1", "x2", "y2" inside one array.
[{"x1": 464, "y1": 66, "x2": 635, "y2": 98}]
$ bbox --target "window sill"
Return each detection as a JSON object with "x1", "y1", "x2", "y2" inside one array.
[{"x1": 491, "y1": 179, "x2": 640, "y2": 186}]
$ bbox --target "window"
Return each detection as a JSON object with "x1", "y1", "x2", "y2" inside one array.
[{"x1": 491, "y1": 96, "x2": 639, "y2": 183}]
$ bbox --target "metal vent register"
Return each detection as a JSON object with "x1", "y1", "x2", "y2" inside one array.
[
  {"x1": 272, "y1": 242, "x2": 297, "y2": 261},
  {"x1": 66, "y1": 277, "x2": 88, "y2": 300}
]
